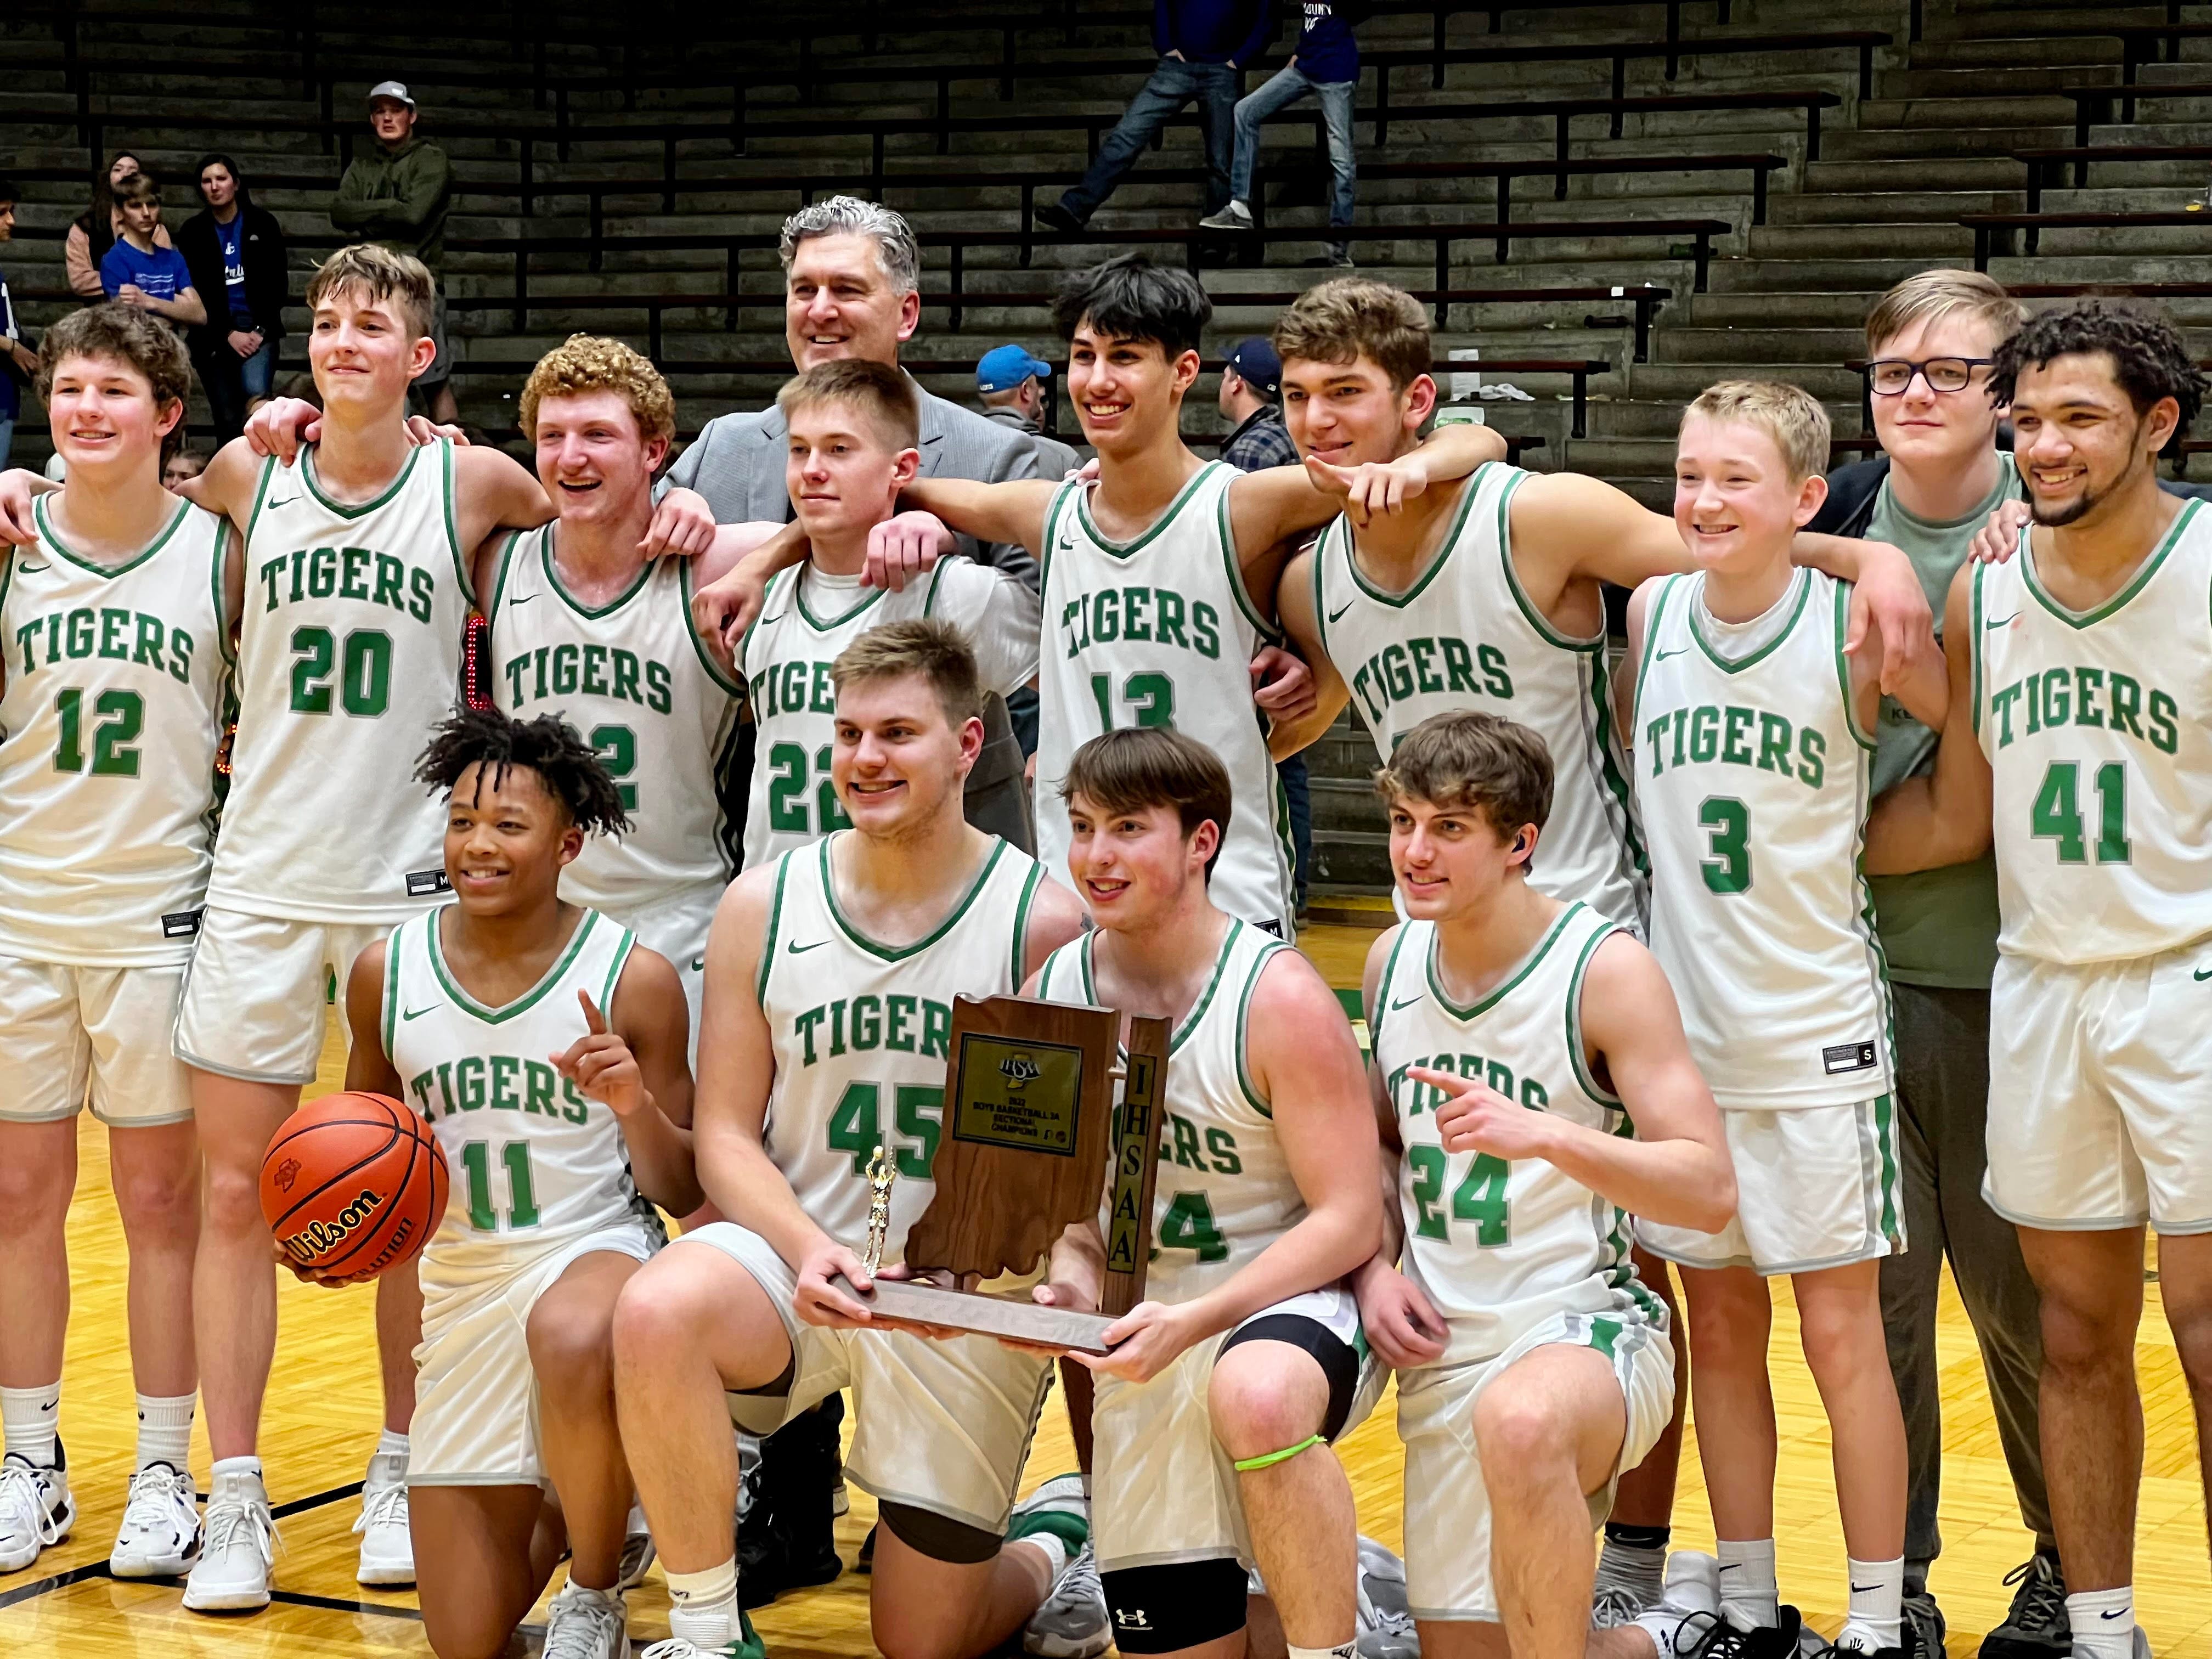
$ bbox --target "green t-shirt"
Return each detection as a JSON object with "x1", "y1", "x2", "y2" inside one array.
[{"x1": 1864, "y1": 458, "x2": 2021, "y2": 990}]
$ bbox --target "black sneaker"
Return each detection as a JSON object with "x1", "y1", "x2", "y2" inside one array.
[
  {"x1": 1677, "y1": 1606, "x2": 1804, "y2": 1659},
  {"x1": 1980, "y1": 1555, "x2": 2069, "y2": 1659},
  {"x1": 1034, "y1": 201, "x2": 1085, "y2": 235},
  {"x1": 736, "y1": 1397, "x2": 846, "y2": 1607},
  {"x1": 1903, "y1": 1586, "x2": 1948, "y2": 1659}
]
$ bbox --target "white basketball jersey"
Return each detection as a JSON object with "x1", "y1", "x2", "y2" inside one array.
[
  {"x1": 1313, "y1": 463, "x2": 1646, "y2": 930},
  {"x1": 489, "y1": 527, "x2": 745, "y2": 909},
  {"x1": 738, "y1": 556, "x2": 1040, "y2": 870},
  {"x1": 1035, "y1": 464, "x2": 1294, "y2": 935},
  {"x1": 1369, "y1": 904, "x2": 1663, "y2": 1365},
  {"x1": 757, "y1": 833, "x2": 1043, "y2": 1256},
  {"x1": 1035, "y1": 918, "x2": 1300, "y2": 1305},
  {"x1": 1633, "y1": 569, "x2": 1890, "y2": 1108},
  {"x1": 385, "y1": 905, "x2": 657, "y2": 1273},
  {"x1": 208, "y1": 442, "x2": 473, "y2": 923},
  {"x1": 0, "y1": 496, "x2": 231, "y2": 966},
  {"x1": 1973, "y1": 506, "x2": 2212, "y2": 964}
]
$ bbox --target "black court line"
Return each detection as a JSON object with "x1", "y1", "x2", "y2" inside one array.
[
  {"x1": 0, "y1": 1479, "x2": 367, "y2": 1615},
  {"x1": 268, "y1": 1588, "x2": 426, "y2": 1623}
]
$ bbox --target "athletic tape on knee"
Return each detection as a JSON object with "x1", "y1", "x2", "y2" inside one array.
[{"x1": 1233, "y1": 1432, "x2": 1324, "y2": 1472}]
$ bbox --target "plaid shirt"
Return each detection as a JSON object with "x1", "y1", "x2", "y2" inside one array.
[{"x1": 1220, "y1": 405, "x2": 1300, "y2": 473}]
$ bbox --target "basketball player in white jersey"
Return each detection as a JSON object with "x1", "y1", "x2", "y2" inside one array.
[
  {"x1": 611, "y1": 620, "x2": 1092, "y2": 1659},
  {"x1": 489, "y1": 334, "x2": 760, "y2": 1041},
  {"x1": 1626, "y1": 382, "x2": 1945, "y2": 1659},
  {"x1": 0, "y1": 307, "x2": 227, "y2": 1581},
  {"x1": 737, "y1": 358, "x2": 1039, "y2": 867},
  {"x1": 692, "y1": 256, "x2": 1500, "y2": 942},
  {"x1": 1017, "y1": 726, "x2": 1382, "y2": 1659},
  {"x1": 338, "y1": 706, "x2": 698, "y2": 1659},
  {"x1": 1865, "y1": 302, "x2": 2212, "y2": 1659},
  {"x1": 1263, "y1": 281, "x2": 1941, "y2": 1622},
  {"x1": 1357, "y1": 709, "x2": 1735, "y2": 1659}
]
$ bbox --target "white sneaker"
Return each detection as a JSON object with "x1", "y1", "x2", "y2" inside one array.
[
  {"x1": 354, "y1": 1450, "x2": 413, "y2": 1585},
  {"x1": 1356, "y1": 1536, "x2": 1420, "y2": 1659},
  {"x1": 110, "y1": 1460, "x2": 202, "y2": 1577},
  {"x1": 0, "y1": 1444, "x2": 75, "y2": 1573},
  {"x1": 544, "y1": 1578, "x2": 631, "y2": 1659},
  {"x1": 616, "y1": 1502, "x2": 657, "y2": 1592},
  {"x1": 182, "y1": 1468, "x2": 274, "y2": 1612}
]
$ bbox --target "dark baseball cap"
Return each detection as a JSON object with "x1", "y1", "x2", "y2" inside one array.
[{"x1": 1225, "y1": 338, "x2": 1282, "y2": 400}]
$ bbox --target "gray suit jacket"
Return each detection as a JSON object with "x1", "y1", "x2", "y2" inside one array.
[
  {"x1": 667, "y1": 377, "x2": 1048, "y2": 855},
  {"x1": 981, "y1": 404, "x2": 1081, "y2": 484}
]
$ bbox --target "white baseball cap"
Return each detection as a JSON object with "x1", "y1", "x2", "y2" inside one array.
[{"x1": 367, "y1": 81, "x2": 416, "y2": 109}]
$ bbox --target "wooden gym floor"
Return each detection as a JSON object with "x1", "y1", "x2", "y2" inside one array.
[{"x1": 2, "y1": 920, "x2": 2204, "y2": 1657}]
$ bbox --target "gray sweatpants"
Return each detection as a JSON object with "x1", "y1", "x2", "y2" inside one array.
[{"x1": 1877, "y1": 982, "x2": 2055, "y2": 1580}]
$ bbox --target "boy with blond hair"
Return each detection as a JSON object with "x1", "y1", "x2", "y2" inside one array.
[{"x1": 1627, "y1": 381, "x2": 1944, "y2": 1659}]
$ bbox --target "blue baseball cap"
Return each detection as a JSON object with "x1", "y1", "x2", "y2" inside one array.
[
  {"x1": 977, "y1": 345, "x2": 1053, "y2": 394},
  {"x1": 1224, "y1": 338, "x2": 1282, "y2": 400}
]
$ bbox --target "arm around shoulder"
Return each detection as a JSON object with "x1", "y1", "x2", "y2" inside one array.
[{"x1": 1864, "y1": 563, "x2": 1991, "y2": 875}]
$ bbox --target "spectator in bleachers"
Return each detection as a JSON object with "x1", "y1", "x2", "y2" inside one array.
[
  {"x1": 163, "y1": 445, "x2": 210, "y2": 492},
  {"x1": 65, "y1": 152, "x2": 170, "y2": 300},
  {"x1": 99, "y1": 177, "x2": 206, "y2": 335},
  {"x1": 1202, "y1": 1, "x2": 1361, "y2": 268},
  {"x1": 178, "y1": 154, "x2": 289, "y2": 444},
  {"x1": 1035, "y1": 0, "x2": 1273, "y2": 233},
  {"x1": 1218, "y1": 336, "x2": 1297, "y2": 469},
  {"x1": 0, "y1": 178, "x2": 34, "y2": 467},
  {"x1": 332, "y1": 81, "x2": 458, "y2": 424},
  {"x1": 975, "y1": 343, "x2": 1078, "y2": 476}
]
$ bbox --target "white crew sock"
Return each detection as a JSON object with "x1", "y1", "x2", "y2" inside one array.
[
  {"x1": 1596, "y1": 1526, "x2": 1670, "y2": 1605},
  {"x1": 1010, "y1": 1531, "x2": 1070, "y2": 1584},
  {"x1": 667, "y1": 1557, "x2": 740, "y2": 1646},
  {"x1": 374, "y1": 1429, "x2": 409, "y2": 1465},
  {"x1": 0, "y1": 1382, "x2": 60, "y2": 1468},
  {"x1": 210, "y1": 1453, "x2": 264, "y2": 1503},
  {"x1": 2067, "y1": 1587, "x2": 2136, "y2": 1659},
  {"x1": 1717, "y1": 1537, "x2": 1780, "y2": 1630},
  {"x1": 1838, "y1": 1556, "x2": 1904, "y2": 1651},
  {"x1": 134, "y1": 1393, "x2": 194, "y2": 1473}
]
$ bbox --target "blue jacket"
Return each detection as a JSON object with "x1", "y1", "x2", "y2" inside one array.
[
  {"x1": 1154, "y1": 0, "x2": 1273, "y2": 66},
  {"x1": 1294, "y1": 1, "x2": 1359, "y2": 82}
]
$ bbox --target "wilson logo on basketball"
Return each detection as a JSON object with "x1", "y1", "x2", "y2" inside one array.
[
  {"x1": 278, "y1": 1187, "x2": 387, "y2": 1265},
  {"x1": 272, "y1": 1157, "x2": 303, "y2": 1194}
]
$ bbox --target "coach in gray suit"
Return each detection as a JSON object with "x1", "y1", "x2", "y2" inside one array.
[{"x1": 665, "y1": 196, "x2": 1048, "y2": 852}]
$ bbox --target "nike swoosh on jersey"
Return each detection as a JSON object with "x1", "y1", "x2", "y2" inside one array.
[
  {"x1": 267, "y1": 494, "x2": 298, "y2": 509},
  {"x1": 756, "y1": 612, "x2": 787, "y2": 627},
  {"x1": 787, "y1": 939, "x2": 826, "y2": 953},
  {"x1": 510, "y1": 592, "x2": 537, "y2": 605},
  {"x1": 401, "y1": 1004, "x2": 437, "y2": 1020},
  {"x1": 1985, "y1": 611, "x2": 2021, "y2": 629},
  {"x1": 1328, "y1": 600, "x2": 1355, "y2": 623},
  {"x1": 16, "y1": 560, "x2": 48, "y2": 573},
  {"x1": 690, "y1": 957, "x2": 706, "y2": 972},
  {"x1": 1656, "y1": 646, "x2": 1688, "y2": 660},
  {"x1": 2196, "y1": 967, "x2": 2212, "y2": 981},
  {"x1": 1390, "y1": 994, "x2": 1423, "y2": 1010}
]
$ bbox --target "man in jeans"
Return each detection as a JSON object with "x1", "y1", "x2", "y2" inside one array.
[
  {"x1": 1808, "y1": 268, "x2": 2065, "y2": 1659},
  {"x1": 1203, "y1": 1, "x2": 1361, "y2": 267},
  {"x1": 1036, "y1": 0, "x2": 1271, "y2": 232}
]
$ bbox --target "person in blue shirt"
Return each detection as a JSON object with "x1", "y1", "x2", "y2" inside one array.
[
  {"x1": 99, "y1": 176, "x2": 205, "y2": 334},
  {"x1": 0, "y1": 177, "x2": 39, "y2": 467},
  {"x1": 1201, "y1": 1, "x2": 1361, "y2": 267},
  {"x1": 1037, "y1": 0, "x2": 1273, "y2": 232}
]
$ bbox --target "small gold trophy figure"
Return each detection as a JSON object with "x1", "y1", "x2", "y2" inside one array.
[{"x1": 862, "y1": 1143, "x2": 898, "y2": 1275}]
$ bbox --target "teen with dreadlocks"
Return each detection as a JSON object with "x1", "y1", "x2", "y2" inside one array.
[{"x1": 338, "y1": 705, "x2": 702, "y2": 1659}]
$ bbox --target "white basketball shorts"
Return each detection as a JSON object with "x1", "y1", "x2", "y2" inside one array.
[
  {"x1": 0, "y1": 956, "x2": 194, "y2": 1126},
  {"x1": 1986, "y1": 944, "x2": 2212, "y2": 1234},
  {"x1": 1638, "y1": 1096, "x2": 1904, "y2": 1276},
  {"x1": 679, "y1": 1220, "x2": 1055, "y2": 1537},
  {"x1": 174, "y1": 906, "x2": 409, "y2": 1085}
]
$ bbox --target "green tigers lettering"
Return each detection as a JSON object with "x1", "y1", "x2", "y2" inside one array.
[
  {"x1": 258, "y1": 546, "x2": 435, "y2": 624},
  {"x1": 747, "y1": 657, "x2": 836, "y2": 720},
  {"x1": 1351, "y1": 635, "x2": 1513, "y2": 727},
  {"x1": 1644, "y1": 702, "x2": 1826, "y2": 789},
  {"x1": 1059, "y1": 586, "x2": 1221, "y2": 661},
  {"x1": 504, "y1": 644, "x2": 675, "y2": 714},
  {"x1": 408, "y1": 1056, "x2": 592, "y2": 1125},
  {"x1": 15, "y1": 606, "x2": 197, "y2": 682},
  {"x1": 1387, "y1": 1051, "x2": 1553, "y2": 1115},
  {"x1": 791, "y1": 995, "x2": 955, "y2": 1067},
  {"x1": 1158, "y1": 1111, "x2": 1243, "y2": 1175},
  {"x1": 1987, "y1": 667, "x2": 2180, "y2": 757}
]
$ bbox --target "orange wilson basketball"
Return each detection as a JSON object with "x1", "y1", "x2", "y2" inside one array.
[{"x1": 260, "y1": 1093, "x2": 447, "y2": 1281}]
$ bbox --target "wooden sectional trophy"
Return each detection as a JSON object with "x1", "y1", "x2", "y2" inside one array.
[{"x1": 833, "y1": 994, "x2": 1170, "y2": 1353}]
